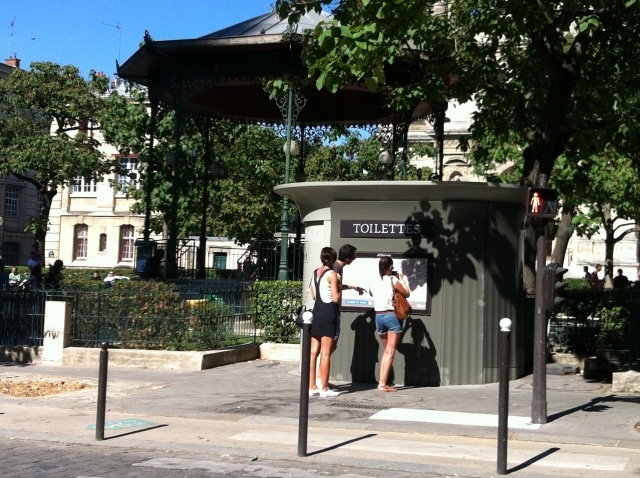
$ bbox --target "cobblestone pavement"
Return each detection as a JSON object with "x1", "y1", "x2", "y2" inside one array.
[
  {"x1": 2, "y1": 361, "x2": 639, "y2": 477},
  {"x1": 1, "y1": 438, "x2": 448, "y2": 478}
]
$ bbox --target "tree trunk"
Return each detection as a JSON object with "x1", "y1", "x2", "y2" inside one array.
[
  {"x1": 602, "y1": 202, "x2": 615, "y2": 287},
  {"x1": 523, "y1": 223, "x2": 537, "y2": 295},
  {"x1": 551, "y1": 205, "x2": 574, "y2": 266}
]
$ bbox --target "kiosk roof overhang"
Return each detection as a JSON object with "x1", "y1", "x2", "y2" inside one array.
[
  {"x1": 117, "y1": 11, "x2": 436, "y2": 126},
  {"x1": 275, "y1": 181, "x2": 529, "y2": 222}
]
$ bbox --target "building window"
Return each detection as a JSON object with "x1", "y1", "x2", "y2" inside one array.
[
  {"x1": 2, "y1": 241, "x2": 19, "y2": 265},
  {"x1": 74, "y1": 224, "x2": 88, "y2": 260},
  {"x1": 118, "y1": 156, "x2": 139, "y2": 190},
  {"x1": 73, "y1": 176, "x2": 97, "y2": 193},
  {"x1": 99, "y1": 233, "x2": 107, "y2": 252},
  {"x1": 119, "y1": 225, "x2": 135, "y2": 261},
  {"x1": 4, "y1": 186, "x2": 19, "y2": 218},
  {"x1": 36, "y1": 192, "x2": 44, "y2": 217}
]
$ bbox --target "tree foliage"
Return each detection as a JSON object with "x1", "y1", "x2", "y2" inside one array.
[
  {"x1": 277, "y1": 0, "x2": 640, "y2": 184},
  {"x1": 276, "y1": 0, "x2": 640, "y2": 291},
  {"x1": 0, "y1": 62, "x2": 117, "y2": 247},
  {"x1": 553, "y1": 147, "x2": 640, "y2": 277},
  {"x1": 100, "y1": 85, "x2": 287, "y2": 245}
]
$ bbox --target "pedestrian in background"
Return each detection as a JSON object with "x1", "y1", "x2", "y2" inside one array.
[
  {"x1": 613, "y1": 269, "x2": 630, "y2": 288},
  {"x1": 590, "y1": 264, "x2": 602, "y2": 289},
  {"x1": 8, "y1": 267, "x2": 21, "y2": 288},
  {"x1": 143, "y1": 249, "x2": 165, "y2": 282},
  {"x1": 29, "y1": 263, "x2": 43, "y2": 289},
  {"x1": 44, "y1": 259, "x2": 64, "y2": 290}
]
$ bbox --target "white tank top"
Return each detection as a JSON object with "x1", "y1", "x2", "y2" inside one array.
[{"x1": 315, "y1": 268, "x2": 334, "y2": 303}]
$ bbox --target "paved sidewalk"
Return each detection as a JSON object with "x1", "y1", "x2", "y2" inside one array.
[{"x1": 1, "y1": 359, "x2": 639, "y2": 476}]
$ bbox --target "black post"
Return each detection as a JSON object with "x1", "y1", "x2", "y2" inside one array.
[
  {"x1": 531, "y1": 220, "x2": 548, "y2": 424},
  {"x1": 298, "y1": 312, "x2": 313, "y2": 457},
  {"x1": 531, "y1": 173, "x2": 550, "y2": 424},
  {"x1": 497, "y1": 318, "x2": 512, "y2": 475},
  {"x1": 95, "y1": 342, "x2": 109, "y2": 441}
]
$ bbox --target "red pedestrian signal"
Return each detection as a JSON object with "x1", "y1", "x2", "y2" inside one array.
[{"x1": 527, "y1": 188, "x2": 558, "y2": 218}]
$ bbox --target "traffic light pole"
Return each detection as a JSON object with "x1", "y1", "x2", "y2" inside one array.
[{"x1": 531, "y1": 219, "x2": 548, "y2": 424}]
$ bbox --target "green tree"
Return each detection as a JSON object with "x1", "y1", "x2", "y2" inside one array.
[
  {"x1": 208, "y1": 124, "x2": 285, "y2": 244},
  {"x1": 276, "y1": 0, "x2": 640, "y2": 292},
  {"x1": 0, "y1": 62, "x2": 116, "y2": 250},
  {"x1": 554, "y1": 147, "x2": 640, "y2": 279},
  {"x1": 100, "y1": 85, "x2": 287, "y2": 245}
]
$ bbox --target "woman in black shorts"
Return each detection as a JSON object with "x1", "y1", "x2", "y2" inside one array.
[{"x1": 308, "y1": 247, "x2": 341, "y2": 398}]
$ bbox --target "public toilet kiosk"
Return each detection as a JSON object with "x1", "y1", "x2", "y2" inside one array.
[{"x1": 276, "y1": 180, "x2": 529, "y2": 386}]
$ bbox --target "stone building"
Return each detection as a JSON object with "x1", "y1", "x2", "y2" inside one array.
[
  {"x1": 42, "y1": 76, "x2": 162, "y2": 271},
  {"x1": 0, "y1": 61, "x2": 159, "y2": 271}
]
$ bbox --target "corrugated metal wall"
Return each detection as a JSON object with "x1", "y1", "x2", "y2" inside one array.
[
  {"x1": 482, "y1": 203, "x2": 525, "y2": 383},
  {"x1": 440, "y1": 202, "x2": 487, "y2": 385},
  {"x1": 327, "y1": 198, "x2": 524, "y2": 386}
]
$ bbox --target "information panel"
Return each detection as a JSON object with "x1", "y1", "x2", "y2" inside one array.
[{"x1": 340, "y1": 253, "x2": 431, "y2": 314}]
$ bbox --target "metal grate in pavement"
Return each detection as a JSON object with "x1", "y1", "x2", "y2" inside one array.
[{"x1": 327, "y1": 401, "x2": 387, "y2": 410}]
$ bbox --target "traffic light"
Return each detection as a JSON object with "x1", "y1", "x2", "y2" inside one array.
[
  {"x1": 526, "y1": 188, "x2": 558, "y2": 218},
  {"x1": 541, "y1": 262, "x2": 568, "y2": 309}
]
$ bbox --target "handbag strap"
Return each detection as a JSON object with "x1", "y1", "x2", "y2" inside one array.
[{"x1": 390, "y1": 275, "x2": 397, "y2": 298}]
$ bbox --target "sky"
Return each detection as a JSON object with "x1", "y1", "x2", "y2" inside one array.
[{"x1": 2, "y1": 0, "x2": 276, "y2": 79}]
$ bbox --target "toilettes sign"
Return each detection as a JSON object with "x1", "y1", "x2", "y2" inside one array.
[{"x1": 340, "y1": 220, "x2": 423, "y2": 238}]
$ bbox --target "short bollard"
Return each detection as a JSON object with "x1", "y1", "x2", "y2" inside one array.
[
  {"x1": 297, "y1": 310, "x2": 313, "y2": 457},
  {"x1": 497, "y1": 318, "x2": 512, "y2": 475},
  {"x1": 95, "y1": 341, "x2": 109, "y2": 441}
]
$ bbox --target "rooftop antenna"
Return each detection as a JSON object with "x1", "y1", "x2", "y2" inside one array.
[
  {"x1": 8, "y1": 16, "x2": 15, "y2": 56},
  {"x1": 103, "y1": 22, "x2": 122, "y2": 63}
]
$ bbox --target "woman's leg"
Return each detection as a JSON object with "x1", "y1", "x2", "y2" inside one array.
[
  {"x1": 309, "y1": 335, "x2": 321, "y2": 390},
  {"x1": 379, "y1": 331, "x2": 401, "y2": 388},
  {"x1": 318, "y1": 336, "x2": 335, "y2": 390}
]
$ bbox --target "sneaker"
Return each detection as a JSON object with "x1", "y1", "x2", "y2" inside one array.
[
  {"x1": 309, "y1": 388, "x2": 320, "y2": 397},
  {"x1": 319, "y1": 388, "x2": 341, "y2": 398}
]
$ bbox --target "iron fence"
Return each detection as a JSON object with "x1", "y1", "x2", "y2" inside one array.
[
  {"x1": 2, "y1": 281, "x2": 634, "y2": 356},
  {"x1": 151, "y1": 239, "x2": 304, "y2": 281},
  {"x1": 69, "y1": 282, "x2": 258, "y2": 349},
  {"x1": 548, "y1": 287, "x2": 634, "y2": 355},
  {"x1": 547, "y1": 314, "x2": 629, "y2": 354},
  {"x1": 0, "y1": 289, "x2": 46, "y2": 346},
  {"x1": 0, "y1": 279, "x2": 302, "y2": 350}
]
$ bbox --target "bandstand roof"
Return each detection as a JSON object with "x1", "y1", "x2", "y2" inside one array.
[{"x1": 117, "y1": 10, "x2": 435, "y2": 126}]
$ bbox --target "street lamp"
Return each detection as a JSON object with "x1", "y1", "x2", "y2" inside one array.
[
  {"x1": 429, "y1": 104, "x2": 450, "y2": 181},
  {"x1": 277, "y1": 116, "x2": 300, "y2": 280},
  {"x1": 273, "y1": 22, "x2": 308, "y2": 280},
  {"x1": 378, "y1": 150, "x2": 393, "y2": 164}
]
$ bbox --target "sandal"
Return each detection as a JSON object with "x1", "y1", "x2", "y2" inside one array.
[{"x1": 377, "y1": 385, "x2": 397, "y2": 392}]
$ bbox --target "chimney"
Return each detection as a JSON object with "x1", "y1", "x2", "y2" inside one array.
[{"x1": 5, "y1": 54, "x2": 20, "y2": 69}]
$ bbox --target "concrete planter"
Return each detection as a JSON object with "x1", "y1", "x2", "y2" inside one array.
[{"x1": 259, "y1": 343, "x2": 300, "y2": 362}]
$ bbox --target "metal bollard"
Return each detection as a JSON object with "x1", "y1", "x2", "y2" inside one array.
[
  {"x1": 95, "y1": 341, "x2": 109, "y2": 441},
  {"x1": 297, "y1": 310, "x2": 313, "y2": 457},
  {"x1": 497, "y1": 318, "x2": 512, "y2": 475}
]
